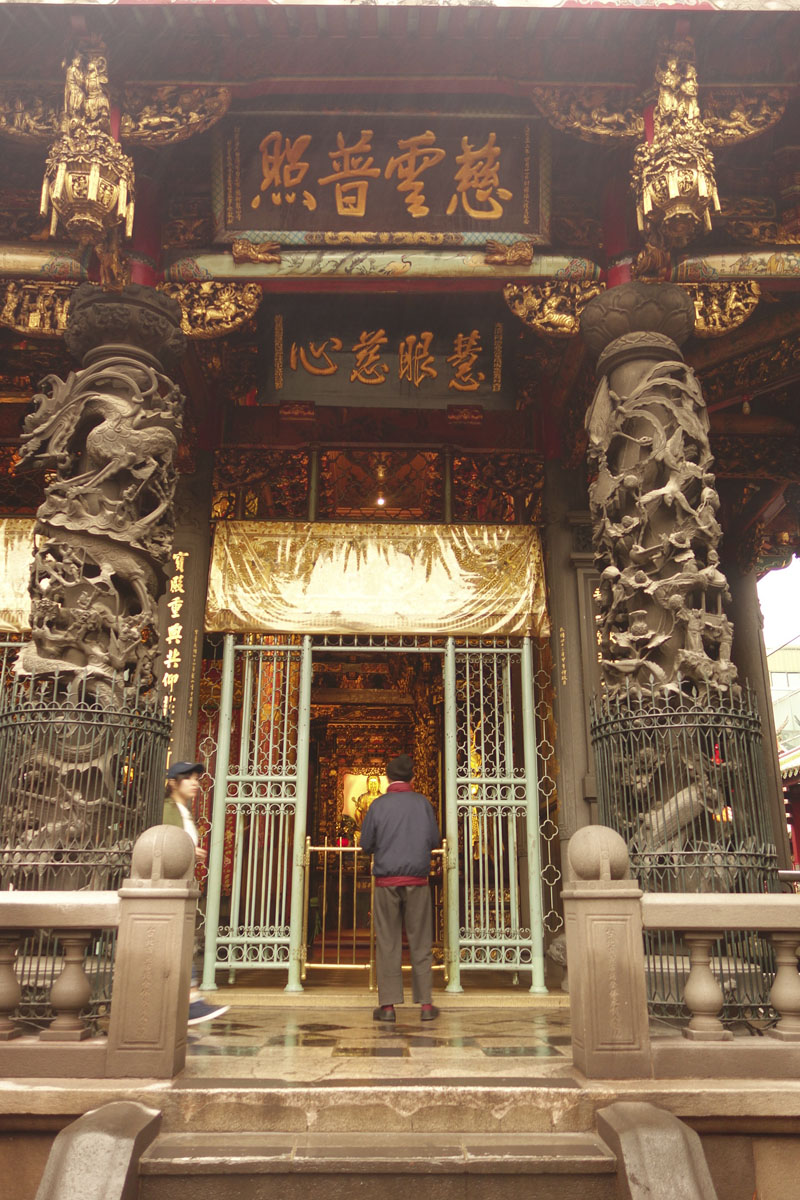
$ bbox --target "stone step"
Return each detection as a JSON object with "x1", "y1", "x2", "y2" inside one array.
[{"x1": 138, "y1": 1131, "x2": 617, "y2": 1200}]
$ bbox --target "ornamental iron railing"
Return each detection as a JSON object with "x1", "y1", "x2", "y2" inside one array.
[{"x1": 591, "y1": 681, "x2": 779, "y2": 1020}]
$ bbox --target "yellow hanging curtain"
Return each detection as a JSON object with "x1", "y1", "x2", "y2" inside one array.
[
  {"x1": 0, "y1": 517, "x2": 34, "y2": 632},
  {"x1": 206, "y1": 521, "x2": 549, "y2": 638}
]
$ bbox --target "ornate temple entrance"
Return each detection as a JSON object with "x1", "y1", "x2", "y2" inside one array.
[{"x1": 200, "y1": 632, "x2": 559, "y2": 994}]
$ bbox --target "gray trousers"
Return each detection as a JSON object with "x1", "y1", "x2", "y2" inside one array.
[{"x1": 373, "y1": 884, "x2": 433, "y2": 1006}]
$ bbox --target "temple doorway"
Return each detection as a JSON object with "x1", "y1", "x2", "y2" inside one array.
[{"x1": 199, "y1": 633, "x2": 560, "y2": 995}]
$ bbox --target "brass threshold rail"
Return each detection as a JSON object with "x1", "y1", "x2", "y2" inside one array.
[{"x1": 300, "y1": 838, "x2": 449, "y2": 990}]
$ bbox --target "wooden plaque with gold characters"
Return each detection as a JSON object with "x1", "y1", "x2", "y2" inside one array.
[{"x1": 214, "y1": 113, "x2": 549, "y2": 246}]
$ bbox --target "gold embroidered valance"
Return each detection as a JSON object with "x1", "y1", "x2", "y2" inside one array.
[{"x1": 206, "y1": 522, "x2": 548, "y2": 638}]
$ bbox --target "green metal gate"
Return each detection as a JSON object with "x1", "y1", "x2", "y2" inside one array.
[
  {"x1": 202, "y1": 634, "x2": 312, "y2": 991},
  {"x1": 202, "y1": 633, "x2": 555, "y2": 993},
  {"x1": 444, "y1": 637, "x2": 547, "y2": 993}
]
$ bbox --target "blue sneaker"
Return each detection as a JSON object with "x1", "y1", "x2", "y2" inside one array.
[{"x1": 188, "y1": 1000, "x2": 230, "y2": 1026}]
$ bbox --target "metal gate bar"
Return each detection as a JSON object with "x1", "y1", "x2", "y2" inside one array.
[{"x1": 300, "y1": 842, "x2": 449, "y2": 988}]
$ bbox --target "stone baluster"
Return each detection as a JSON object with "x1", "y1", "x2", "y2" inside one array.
[
  {"x1": 682, "y1": 933, "x2": 732, "y2": 1042},
  {"x1": 0, "y1": 933, "x2": 21, "y2": 1040},
  {"x1": 767, "y1": 934, "x2": 800, "y2": 1041},
  {"x1": 40, "y1": 932, "x2": 92, "y2": 1042}
]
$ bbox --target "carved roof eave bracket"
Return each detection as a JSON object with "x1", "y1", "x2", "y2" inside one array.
[
  {"x1": 531, "y1": 84, "x2": 789, "y2": 147},
  {"x1": 0, "y1": 277, "x2": 263, "y2": 341},
  {"x1": 503, "y1": 280, "x2": 760, "y2": 341},
  {"x1": 158, "y1": 281, "x2": 263, "y2": 339},
  {"x1": 503, "y1": 280, "x2": 605, "y2": 339},
  {"x1": 0, "y1": 84, "x2": 231, "y2": 147}
]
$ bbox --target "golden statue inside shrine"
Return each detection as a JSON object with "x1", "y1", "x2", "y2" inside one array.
[{"x1": 354, "y1": 775, "x2": 382, "y2": 827}]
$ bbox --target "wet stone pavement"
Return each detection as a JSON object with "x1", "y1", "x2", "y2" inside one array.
[{"x1": 184, "y1": 996, "x2": 575, "y2": 1084}]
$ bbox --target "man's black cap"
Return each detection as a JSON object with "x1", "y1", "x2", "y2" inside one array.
[
  {"x1": 386, "y1": 753, "x2": 414, "y2": 782},
  {"x1": 167, "y1": 761, "x2": 203, "y2": 780}
]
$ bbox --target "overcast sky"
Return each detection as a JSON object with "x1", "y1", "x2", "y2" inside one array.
[{"x1": 757, "y1": 558, "x2": 800, "y2": 655}]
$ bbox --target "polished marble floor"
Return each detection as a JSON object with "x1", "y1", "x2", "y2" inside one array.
[{"x1": 185, "y1": 991, "x2": 575, "y2": 1084}]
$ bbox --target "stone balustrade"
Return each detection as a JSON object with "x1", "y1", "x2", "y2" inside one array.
[
  {"x1": 564, "y1": 825, "x2": 800, "y2": 1080},
  {"x1": 0, "y1": 824, "x2": 198, "y2": 1078}
]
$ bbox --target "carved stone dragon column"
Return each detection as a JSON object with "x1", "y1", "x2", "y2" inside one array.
[
  {"x1": 0, "y1": 284, "x2": 186, "y2": 897},
  {"x1": 18, "y1": 283, "x2": 186, "y2": 700},
  {"x1": 579, "y1": 283, "x2": 778, "y2": 910},
  {"x1": 580, "y1": 281, "x2": 735, "y2": 698}
]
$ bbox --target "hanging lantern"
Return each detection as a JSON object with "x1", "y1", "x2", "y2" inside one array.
[
  {"x1": 40, "y1": 46, "x2": 135, "y2": 246},
  {"x1": 632, "y1": 37, "x2": 720, "y2": 249}
]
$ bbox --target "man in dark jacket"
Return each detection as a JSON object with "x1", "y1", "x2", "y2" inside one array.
[{"x1": 359, "y1": 753, "x2": 441, "y2": 1022}]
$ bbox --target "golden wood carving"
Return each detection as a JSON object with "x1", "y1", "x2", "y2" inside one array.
[
  {"x1": 119, "y1": 86, "x2": 231, "y2": 146},
  {"x1": 162, "y1": 200, "x2": 213, "y2": 250},
  {"x1": 40, "y1": 46, "x2": 135, "y2": 281},
  {"x1": 484, "y1": 239, "x2": 534, "y2": 267},
  {"x1": 683, "y1": 282, "x2": 760, "y2": 339},
  {"x1": 0, "y1": 279, "x2": 78, "y2": 337},
  {"x1": 232, "y1": 239, "x2": 282, "y2": 265},
  {"x1": 158, "y1": 281, "x2": 263, "y2": 339},
  {"x1": 632, "y1": 231, "x2": 672, "y2": 282},
  {"x1": 531, "y1": 86, "x2": 644, "y2": 142},
  {"x1": 503, "y1": 280, "x2": 604, "y2": 339},
  {"x1": 551, "y1": 212, "x2": 603, "y2": 252},
  {"x1": 719, "y1": 218, "x2": 800, "y2": 245},
  {"x1": 531, "y1": 84, "x2": 783, "y2": 151},
  {"x1": 632, "y1": 36, "x2": 720, "y2": 248},
  {"x1": 0, "y1": 88, "x2": 60, "y2": 143},
  {"x1": 703, "y1": 89, "x2": 788, "y2": 147},
  {"x1": 0, "y1": 85, "x2": 229, "y2": 147}
]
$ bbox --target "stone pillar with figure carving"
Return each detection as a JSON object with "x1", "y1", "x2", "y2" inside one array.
[
  {"x1": 0, "y1": 284, "x2": 186, "y2": 898},
  {"x1": 580, "y1": 281, "x2": 735, "y2": 699},
  {"x1": 18, "y1": 283, "x2": 186, "y2": 699},
  {"x1": 578, "y1": 282, "x2": 778, "y2": 923}
]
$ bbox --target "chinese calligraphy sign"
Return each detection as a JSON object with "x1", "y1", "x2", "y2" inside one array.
[
  {"x1": 162, "y1": 549, "x2": 189, "y2": 719},
  {"x1": 217, "y1": 115, "x2": 546, "y2": 243},
  {"x1": 265, "y1": 296, "x2": 512, "y2": 410}
]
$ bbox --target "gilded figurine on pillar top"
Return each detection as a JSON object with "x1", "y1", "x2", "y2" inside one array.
[
  {"x1": 632, "y1": 35, "x2": 720, "y2": 251},
  {"x1": 41, "y1": 43, "x2": 136, "y2": 289}
]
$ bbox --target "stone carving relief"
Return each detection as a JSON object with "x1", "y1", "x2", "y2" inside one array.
[
  {"x1": 582, "y1": 284, "x2": 737, "y2": 698},
  {"x1": 16, "y1": 284, "x2": 185, "y2": 698}
]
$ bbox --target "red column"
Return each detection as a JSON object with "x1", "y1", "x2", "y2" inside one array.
[{"x1": 130, "y1": 174, "x2": 161, "y2": 287}]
